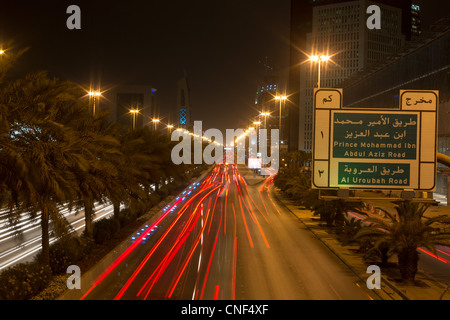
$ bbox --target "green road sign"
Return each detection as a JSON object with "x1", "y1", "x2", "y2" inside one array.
[
  {"x1": 332, "y1": 113, "x2": 418, "y2": 160},
  {"x1": 338, "y1": 162, "x2": 410, "y2": 186},
  {"x1": 312, "y1": 88, "x2": 438, "y2": 191}
]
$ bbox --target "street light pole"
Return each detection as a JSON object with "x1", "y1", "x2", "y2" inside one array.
[
  {"x1": 130, "y1": 109, "x2": 139, "y2": 129},
  {"x1": 152, "y1": 119, "x2": 160, "y2": 131},
  {"x1": 318, "y1": 59, "x2": 321, "y2": 89},
  {"x1": 275, "y1": 95, "x2": 287, "y2": 144},
  {"x1": 309, "y1": 55, "x2": 330, "y2": 88},
  {"x1": 260, "y1": 112, "x2": 270, "y2": 130},
  {"x1": 253, "y1": 121, "x2": 261, "y2": 148},
  {"x1": 89, "y1": 91, "x2": 101, "y2": 116}
]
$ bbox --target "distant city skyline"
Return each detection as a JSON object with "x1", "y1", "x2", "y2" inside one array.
[{"x1": 0, "y1": 1, "x2": 448, "y2": 133}]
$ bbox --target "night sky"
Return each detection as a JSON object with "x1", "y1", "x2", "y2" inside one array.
[
  {"x1": 0, "y1": 1, "x2": 448, "y2": 132},
  {"x1": 0, "y1": 0, "x2": 291, "y2": 132}
]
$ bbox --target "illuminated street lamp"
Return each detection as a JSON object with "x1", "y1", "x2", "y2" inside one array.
[
  {"x1": 152, "y1": 118, "x2": 160, "y2": 131},
  {"x1": 260, "y1": 112, "x2": 270, "y2": 129},
  {"x1": 88, "y1": 91, "x2": 101, "y2": 116},
  {"x1": 167, "y1": 124, "x2": 174, "y2": 134},
  {"x1": 130, "y1": 109, "x2": 139, "y2": 129},
  {"x1": 275, "y1": 95, "x2": 287, "y2": 144},
  {"x1": 309, "y1": 55, "x2": 330, "y2": 88},
  {"x1": 0, "y1": 50, "x2": 4, "y2": 55},
  {"x1": 253, "y1": 121, "x2": 261, "y2": 145}
]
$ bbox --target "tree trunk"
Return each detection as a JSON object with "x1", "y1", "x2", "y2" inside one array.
[
  {"x1": 398, "y1": 248, "x2": 419, "y2": 284},
  {"x1": 84, "y1": 201, "x2": 94, "y2": 238},
  {"x1": 113, "y1": 201, "x2": 120, "y2": 219},
  {"x1": 40, "y1": 208, "x2": 50, "y2": 270},
  {"x1": 380, "y1": 247, "x2": 390, "y2": 266}
]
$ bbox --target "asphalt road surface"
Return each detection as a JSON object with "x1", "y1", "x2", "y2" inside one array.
[
  {"x1": 0, "y1": 202, "x2": 114, "y2": 271},
  {"x1": 80, "y1": 164, "x2": 376, "y2": 300}
]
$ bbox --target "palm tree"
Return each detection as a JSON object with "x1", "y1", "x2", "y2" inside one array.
[
  {"x1": 355, "y1": 200, "x2": 450, "y2": 284},
  {"x1": 311, "y1": 198, "x2": 365, "y2": 227},
  {"x1": 110, "y1": 126, "x2": 154, "y2": 219},
  {"x1": 1, "y1": 71, "x2": 84, "y2": 268},
  {"x1": 61, "y1": 103, "x2": 125, "y2": 238}
]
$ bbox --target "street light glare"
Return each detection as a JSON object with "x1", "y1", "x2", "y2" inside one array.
[
  {"x1": 152, "y1": 119, "x2": 160, "y2": 122},
  {"x1": 309, "y1": 54, "x2": 330, "y2": 62},
  {"x1": 0, "y1": 50, "x2": 4, "y2": 55}
]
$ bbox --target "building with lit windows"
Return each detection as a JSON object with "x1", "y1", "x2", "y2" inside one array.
[
  {"x1": 287, "y1": 0, "x2": 419, "y2": 152},
  {"x1": 337, "y1": 15, "x2": 450, "y2": 193},
  {"x1": 176, "y1": 77, "x2": 191, "y2": 130},
  {"x1": 254, "y1": 71, "x2": 284, "y2": 154},
  {"x1": 411, "y1": 3, "x2": 422, "y2": 38},
  {"x1": 104, "y1": 85, "x2": 157, "y2": 130},
  {"x1": 254, "y1": 75, "x2": 279, "y2": 125},
  {"x1": 298, "y1": 0, "x2": 405, "y2": 152}
]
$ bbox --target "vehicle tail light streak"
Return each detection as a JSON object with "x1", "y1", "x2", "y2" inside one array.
[
  {"x1": 81, "y1": 164, "x2": 286, "y2": 300},
  {"x1": 80, "y1": 177, "x2": 220, "y2": 300}
]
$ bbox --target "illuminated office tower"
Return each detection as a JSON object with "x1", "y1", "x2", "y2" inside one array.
[
  {"x1": 298, "y1": 0, "x2": 405, "y2": 152},
  {"x1": 177, "y1": 77, "x2": 191, "y2": 130}
]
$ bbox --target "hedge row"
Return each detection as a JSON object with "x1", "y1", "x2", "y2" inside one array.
[{"x1": 0, "y1": 166, "x2": 209, "y2": 300}]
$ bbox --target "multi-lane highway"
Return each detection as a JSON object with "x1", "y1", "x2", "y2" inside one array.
[
  {"x1": 78, "y1": 164, "x2": 377, "y2": 300},
  {"x1": 0, "y1": 202, "x2": 115, "y2": 271},
  {"x1": 3, "y1": 163, "x2": 450, "y2": 300}
]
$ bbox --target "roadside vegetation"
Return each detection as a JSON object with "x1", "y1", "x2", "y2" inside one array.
[
  {"x1": 275, "y1": 150, "x2": 450, "y2": 285},
  {"x1": 0, "y1": 46, "x2": 209, "y2": 299}
]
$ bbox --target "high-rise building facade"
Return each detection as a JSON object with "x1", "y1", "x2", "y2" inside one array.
[
  {"x1": 287, "y1": 0, "x2": 417, "y2": 152},
  {"x1": 105, "y1": 85, "x2": 157, "y2": 130},
  {"x1": 255, "y1": 75, "x2": 279, "y2": 124},
  {"x1": 287, "y1": 0, "x2": 358, "y2": 151},
  {"x1": 411, "y1": 3, "x2": 422, "y2": 38},
  {"x1": 298, "y1": 0, "x2": 405, "y2": 152},
  {"x1": 176, "y1": 77, "x2": 191, "y2": 130},
  {"x1": 254, "y1": 72, "x2": 285, "y2": 153}
]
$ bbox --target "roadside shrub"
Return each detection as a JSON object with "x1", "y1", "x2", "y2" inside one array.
[
  {"x1": 157, "y1": 186, "x2": 169, "y2": 199},
  {"x1": 93, "y1": 217, "x2": 120, "y2": 244},
  {"x1": 0, "y1": 262, "x2": 52, "y2": 300},
  {"x1": 117, "y1": 208, "x2": 137, "y2": 228},
  {"x1": 51, "y1": 236, "x2": 91, "y2": 274},
  {"x1": 149, "y1": 193, "x2": 161, "y2": 207},
  {"x1": 336, "y1": 217, "x2": 363, "y2": 244},
  {"x1": 33, "y1": 235, "x2": 93, "y2": 275}
]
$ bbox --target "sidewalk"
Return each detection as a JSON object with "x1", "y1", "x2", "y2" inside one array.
[{"x1": 272, "y1": 188, "x2": 450, "y2": 300}]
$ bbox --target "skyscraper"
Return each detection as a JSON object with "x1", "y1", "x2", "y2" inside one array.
[
  {"x1": 297, "y1": 0, "x2": 406, "y2": 152},
  {"x1": 411, "y1": 3, "x2": 422, "y2": 38},
  {"x1": 287, "y1": 0, "x2": 416, "y2": 152},
  {"x1": 105, "y1": 85, "x2": 157, "y2": 130},
  {"x1": 176, "y1": 77, "x2": 191, "y2": 130},
  {"x1": 287, "y1": 0, "x2": 353, "y2": 152}
]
